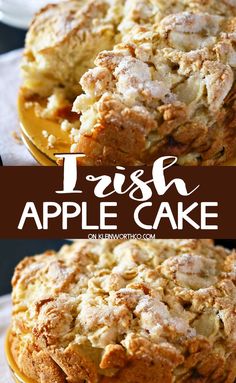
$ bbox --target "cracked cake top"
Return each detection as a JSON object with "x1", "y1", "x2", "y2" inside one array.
[
  {"x1": 21, "y1": 0, "x2": 236, "y2": 165},
  {"x1": 10, "y1": 239, "x2": 236, "y2": 382},
  {"x1": 72, "y1": 0, "x2": 236, "y2": 165}
]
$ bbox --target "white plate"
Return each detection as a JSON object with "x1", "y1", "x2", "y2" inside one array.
[
  {"x1": 0, "y1": 0, "x2": 60, "y2": 29},
  {"x1": 0, "y1": 10, "x2": 29, "y2": 29}
]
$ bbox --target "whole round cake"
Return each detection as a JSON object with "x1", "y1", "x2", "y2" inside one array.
[{"x1": 10, "y1": 239, "x2": 236, "y2": 382}]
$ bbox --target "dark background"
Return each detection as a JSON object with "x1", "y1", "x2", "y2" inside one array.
[
  {"x1": 0, "y1": 240, "x2": 235, "y2": 296},
  {"x1": 0, "y1": 22, "x2": 26, "y2": 54}
]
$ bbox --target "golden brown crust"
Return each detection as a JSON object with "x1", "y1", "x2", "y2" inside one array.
[
  {"x1": 72, "y1": 1, "x2": 236, "y2": 165},
  {"x1": 10, "y1": 239, "x2": 236, "y2": 382},
  {"x1": 10, "y1": 332, "x2": 66, "y2": 383},
  {"x1": 22, "y1": 0, "x2": 123, "y2": 99},
  {"x1": 21, "y1": 0, "x2": 236, "y2": 164}
]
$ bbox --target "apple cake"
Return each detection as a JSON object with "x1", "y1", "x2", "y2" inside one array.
[
  {"x1": 21, "y1": 0, "x2": 123, "y2": 119},
  {"x1": 72, "y1": 0, "x2": 236, "y2": 165},
  {"x1": 10, "y1": 239, "x2": 236, "y2": 382},
  {"x1": 20, "y1": 0, "x2": 236, "y2": 164}
]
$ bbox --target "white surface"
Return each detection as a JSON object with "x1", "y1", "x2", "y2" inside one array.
[
  {"x1": 0, "y1": 49, "x2": 38, "y2": 165},
  {"x1": 0, "y1": 294, "x2": 12, "y2": 382},
  {"x1": 0, "y1": 0, "x2": 60, "y2": 29}
]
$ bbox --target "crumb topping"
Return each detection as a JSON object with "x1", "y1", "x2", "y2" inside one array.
[
  {"x1": 11, "y1": 239, "x2": 236, "y2": 382},
  {"x1": 72, "y1": 1, "x2": 236, "y2": 165}
]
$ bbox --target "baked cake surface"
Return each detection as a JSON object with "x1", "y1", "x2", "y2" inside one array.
[
  {"x1": 22, "y1": 0, "x2": 123, "y2": 99},
  {"x1": 11, "y1": 239, "x2": 236, "y2": 382},
  {"x1": 21, "y1": 0, "x2": 236, "y2": 164},
  {"x1": 72, "y1": 0, "x2": 236, "y2": 165}
]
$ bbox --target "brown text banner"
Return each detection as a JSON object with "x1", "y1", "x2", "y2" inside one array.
[{"x1": 0, "y1": 166, "x2": 235, "y2": 238}]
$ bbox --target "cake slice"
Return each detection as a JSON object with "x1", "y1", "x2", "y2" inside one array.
[{"x1": 21, "y1": 0, "x2": 124, "y2": 119}]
